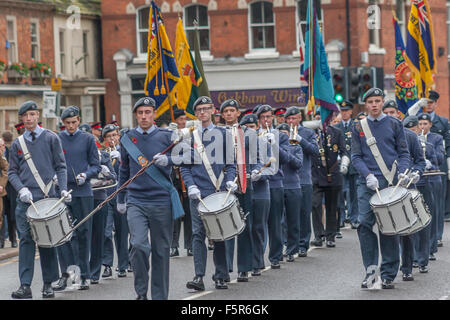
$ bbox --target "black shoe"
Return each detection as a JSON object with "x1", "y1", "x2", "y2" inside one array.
[
  {"x1": 251, "y1": 269, "x2": 261, "y2": 276},
  {"x1": 361, "y1": 272, "x2": 377, "y2": 289},
  {"x1": 186, "y1": 276, "x2": 205, "y2": 291},
  {"x1": 187, "y1": 248, "x2": 193, "y2": 256},
  {"x1": 11, "y1": 285, "x2": 32, "y2": 299},
  {"x1": 11, "y1": 240, "x2": 18, "y2": 248},
  {"x1": 136, "y1": 295, "x2": 148, "y2": 300},
  {"x1": 437, "y1": 240, "x2": 443, "y2": 247},
  {"x1": 412, "y1": 261, "x2": 419, "y2": 268},
  {"x1": 170, "y1": 247, "x2": 179, "y2": 257},
  {"x1": 102, "y1": 266, "x2": 112, "y2": 278},
  {"x1": 0, "y1": 241, "x2": 4, "y2": 249},
  {"x1": 208, "y1": 241, "x2": 214, "y2": 250},
  {"x1": 52, "y1": 274, "x2": 69, "y2": 291},
  {"x1": 336, "y1": 232, "x2": 343, "y2": 239},
  {"x1": 419, "y1": 266, "x2": 428, "y2": 273},
  {"x1": 79, "y1": 278, "x2": 89, "y2": 290},
  {"x1": 271, "y1": 261, "x2": 280, "y2": 269},
  {"x1": 118, "y1": 270, "x2": 127, "y2": 278},
  {"x1": 287, "y1": 255, "x2": 295, "y2": 262},
  {"x1": 42, "y1": 283, "x2": 54, "y2": 298},
  {"x1": 127, "y1": 264, "x2": 133, "y2": 273},
  {"x1": 90, "y1": 279, "x2": 99, "y2": 284},
  {"x1": 326, "y1": 240, "x2": 336, "y2": 248},
  {"x1": 402, "y1": 273, "x2": 414, "y2": 281},
  {"x1": 381, "y1": 279, "x2": 395, "y2": 289},
  {"x1": 339, "y1": 222, "x2": 345, "y2": 228},
  {"x1": 215, "y1": 279, "x2": 228, "y2": 289},
  {"x1": 311, "y1": 239, "x2": 323, "y2": 247},
  {"x1": 429, "y1": 253, "x2": 436, "y2": 261},
  {"x1": 298, "y1": 249, "x2": 307, "y2": 257},
  {"x1": 237, "y1": 272, "x2": 248, "y2": 282}
]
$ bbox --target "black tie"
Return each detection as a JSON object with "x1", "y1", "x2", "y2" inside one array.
[
  {"x1": 143, "y1": 132, "x2": 148, "y2": 135},
  {"x1": 344, "y1": 123, "x2": 348, "y2": 131},
  {"x1": 31, "y1": 132, "x2": 36, "y2": 141}
]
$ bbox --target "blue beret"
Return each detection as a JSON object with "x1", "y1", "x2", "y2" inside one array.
[
  {"x1": 19, "y1": 101, "x2": 39, "y2": 116},
  {"x1": 173, "y1": 108, "x2": 186, "y2": 120},
  {"x1": 193, "y1": 96, "x2": 213, "y2": 111},
  {"x1": 79, "y1": 123, "x2": 91, "y2": 133},
  {"x1": 403, "y1": 115, "x2": 419, "y2": 128},
  {"x1": 102, "y1": 123, "x2": 118, "y2": 137},
  {"x1": 340, "y1": 100, "x2": 354, "y2": 110},
  {"x1": 220, "y1": 99, "x2": 240, "y2": 113},
  {"x1": 284, "y1": 106, "x2": 301, "y2": 118},
  {"x1": 362, "y1": 88, "x2": 385, "y2": 102},
  {"x1": 418, "y1": 113, "x2": 432, "y2": 122},
  {"x1": 252, "y1": 104, "x2": 262, "y2": 114},
  {"x1": 240, "y1": 114, "x2": 258, "y2": 126},
  {"x1": 276, "y1": 123, "x2": 290, "y2": 132},
  {"x1": 428, "y1": 90, "x2": 439, "y2": 101},
  {"x1": 61, "y1": 106, "x2": 80, "y2": 120},
  {"x1": 133, "y1": 97, "x2": 156, "y2": 113},
  {"x1": 383, "y1": 100, "x2": 398, "y2": 110},
  {"x1": 255, "y1": 104, "x2": 273, "y2": 118}
]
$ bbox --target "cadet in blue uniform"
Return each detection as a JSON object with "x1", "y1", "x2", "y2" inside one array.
[
  {"x1": 284, "y1": 106, "x2": 320, "y2": 257},
  {"x1": 10, "y1": 101, "x2": 69, "y2": 299},
  {"x1": 182, "y1": 96, "x2": 237, "y2": 291},
  {"x1": 351, "y1": 88, "x2": 410, "y2": 289},
  {"x1": 53, "y1": 106, "x2": 101, "y2": 292}
]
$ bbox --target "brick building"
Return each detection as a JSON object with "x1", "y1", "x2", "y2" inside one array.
[{"x1": 102, "y1": 0, "x2": 449, "y2": 128}]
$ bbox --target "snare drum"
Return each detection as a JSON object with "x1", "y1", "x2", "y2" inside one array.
[
  {"x1": 398, "y1": 189, "x2": 431, "y2": 236},
  {"x1": 26, "y1": 198, "x2": 73, "y2": 248},
  {"x1": 369, "y1": 186, "x2": 417, "y2": 235},
  {"x1": 197, "y1": 191, "x2": 246, "y2": 241}
]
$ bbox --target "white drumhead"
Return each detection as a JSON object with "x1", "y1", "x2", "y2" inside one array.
[
  {"x1": 26, "y1": 198, "x2": 66, "y2": 219},
  {"x1": 198, "y1": 192, "x2": 237, "y2": 213},
  {"x1": 370, "y1": 186, "x2": 409, "y2": 206}
]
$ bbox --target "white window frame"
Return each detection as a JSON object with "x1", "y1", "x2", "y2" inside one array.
[
  {"x1": 447, "y1": 1, "x2": 450, "y2": 60},
  {"x1": 395, "y1": 0, "x2": 406, "y2": 41},
  {"x1": 30, "y1": 18, "x2": 40, "y2": 62},
  {"x1": 184, "y1": 3, "x2": 213, "y2": 61},
  {"x1": 82, "y1": 30, "x2": 89, "y2": 75},
  {"x1": 136, "y1": 5, "x2": 151, "y2": 61},
  {"x1": 6, "y1": 16, "x2": 18, "y2": 64},
  {"x1": 293, "y1": 0, "x2": 324, "y2": 57},
  {"x1": 59, "y1": 29, "x2": 66, "y2": 75},
  {"x1": 368, "y1": 0, "x2": 385, "y2": 54},
  {"x1": 245, "y1": 0, "x2": 279, "y2": 59}
]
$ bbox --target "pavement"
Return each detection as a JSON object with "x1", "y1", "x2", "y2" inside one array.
[{"x1": 0, "y1": 239, "x2": 19, "y2": 261}]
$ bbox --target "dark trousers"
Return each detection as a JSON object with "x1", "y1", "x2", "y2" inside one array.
[
  {"x1": 89, "y1": 200, "x2": 107, "y2": 280},
  {"x1": 437, "y1": 176, "x2": 446, "y2": 241},
  {"x1": 312, "y1": 185, "x2": 341, "y2": 241},
  {"x1": 103, "y1": 201, "x2": 129, "y2": 271},
  {"x1": 171, "y1": 195, "x2": 192, "y2": 250},
  {"x1": 299, "y1": 184, "x2": 313, "y2": 251},
  {"x1": 268, "y1": 188, "x2": 284, "y2": 263},
  {"x1": 284, "y1": 188, "x2": 301, "y2": 255},
  {"x1": 251, "y1": 198, "x2": 270, "y2": 270},
  {"x1": 430, "y1": 180, "x2": 441, "y2": 254},
  {"x1": 1, "y1": 192, "x2": 18, "y2": 242}
]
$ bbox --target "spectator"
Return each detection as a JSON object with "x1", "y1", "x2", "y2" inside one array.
[{"x1": 0, "y1": 138, "x2": 10, "y2": 248}]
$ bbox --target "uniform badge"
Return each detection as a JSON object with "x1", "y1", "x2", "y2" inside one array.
[
  {"x1": 333, "y1": 144, "x2": 338, "y2": 153},
  {"x1": 138, "y1": 155, "x2": 148, "y2": 167},
  {"x1": 346, "y1": 131, "x2": 352, "y2": 138},
  {"x1": 346, "y1": 144, "x2": 351, "y2": 151},
  {"x1": 202, "y1": 98, "x2": 207, "y2": 103},
  {"x1": 144, "y1": 98, "x2": 150, "y2": 105},
  {"x1": 132, "y1": 137, "x2": 137, "y2": 144},
  {"x1": 17, "y1": 149, "x2": 22, "y2": 155}
]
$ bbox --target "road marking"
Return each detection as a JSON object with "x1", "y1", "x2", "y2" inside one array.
[{"x1": 0, "y1": 255, "x2": 39, "y2": 267}]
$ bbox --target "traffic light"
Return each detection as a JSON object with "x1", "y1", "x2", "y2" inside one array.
[
  {"x1": 331, "y1": 68, "x2": 346, "y2": 103},
  {"x1": 358, "y1": 66, "x2": 376, "y2": 103},
  {"x1": 347, "y1": 66, "x2": 360, "y2": 104}
]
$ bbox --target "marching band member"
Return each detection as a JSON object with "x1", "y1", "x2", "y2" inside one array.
[
  {"x1": 14, "y1": 122, "x2": 25, "y2": 135},
  {"x1": 117, "y1": 97, "x2": 184, "y2": 300},
  {"x1": 91, "y1": 122, "x2": 103, "y2": 143},
  {"x1": 274, "y1": 107, "x2": 286, "y2": 126},
  {"x1": 182, "y1": 96, "x2": 237, "y2": 291},
  {"x1": 284, "y1": 107, "x2": 319, "y2": 257},
  {"x1": 351, "y1": 88, "x2": 410, "y2": 289},
  {"x1": 54, "y1": 106, "x2": 101, "y2": 291},
  {"x1": 9, "y1": 101, "x2": 68, "y2": 299},
  {"x1": 102, "y1": 124, "x2": 130, "y2": 278}
]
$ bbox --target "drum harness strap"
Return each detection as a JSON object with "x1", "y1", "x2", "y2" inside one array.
[
  {"x1": 360, "y1": 118, "x2": 397, "y2": 186},
  {"x1": 192, "y1": 128, "x2": 224, "y2": 192},
  {"x1": 18, "y1": 134, "x2": 52, "y2": 198}
]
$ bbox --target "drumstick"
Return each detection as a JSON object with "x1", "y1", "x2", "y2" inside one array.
[
  {"x1": 388, "y1": 169, "x2": 410, "y2": 199},
  {"x1": 221, "y1": 177, "x2": 238, "y2": 206},
  {"x1": 256, "y1": 157, "x2": 277, "y2": 175},
  {"x1": 375, "y1": 188, "x2": 382, "y2": 202},
  {"x1": 406, "y1": 170, "x2": 419, "y2": 189},
  {"x1": 30, "y1": 200, "x2": 39, "y2": 216},
  {"x1": 43, "y1": 189, "x2": 73, "y2": 216},
  {"x1": 198, "y1": 195, "x2": 211, "y2": 212}
]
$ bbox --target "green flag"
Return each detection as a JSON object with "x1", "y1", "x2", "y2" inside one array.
[{"x1": 194, "y1": 27, "x2": 210, "y2": 97}]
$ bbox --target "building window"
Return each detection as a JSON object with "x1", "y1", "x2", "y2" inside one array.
[
  {"x1": 6, "y1": 17, "x2": 18, "y2": 64},
  {"x1": 295, "y1": 0, "x2": 323, "y2": 53},
  {"x1": 83, "y1": 31, "x2": 89, "y2": 75},
  {"x1": 184, "y1": 4, "x2": 210, "y2": 51},
  {"x1": 395, "y1": 0, "x2": 406, "y2": 41},
  {"x1": 59, "y1": 29, "x2": 66, "y2": 75},
  {"x1": 368, "y1": 0, "x2": 380, "y2": 48},
  {"x1": 249, "y1": 1, "x2": 275, "y2": 50},
  {"x1": 137, "y1": 6, "x2": 150, "y2": 56},
  {"x1": 30, "y1": 20, "x2": 40, "y2": 61}
]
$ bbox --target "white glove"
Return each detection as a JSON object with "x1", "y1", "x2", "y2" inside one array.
[
  {"x1": 409, "y1": 171, "x2": 421, "y2": 185},
  {"x1": 52, "y1": 174, "x2": 59, "y2": 186},
  {"x1": 61, "y1": 190, "x2": 72, "y2": 203},
  {"x1": 339, "y1": 156, "x2": 350, "y2": 175},
  {"x1": 226, "y1": 181, "x2": 238, "y2": 192},
  {"x1": 408, "y1": 98, "x2": 428, "y2": 116},
  {"x1": 425, "y1": 159, "x2": 432, "y2": 170},
  {"x1": 117, "y1": 203, "x2": 127, "y2": 214},
  {"x1": 398, "y1": 173, "x2": 410, "y2": 186},
  {"x1": 295, "y1": 134, "x2": 302, "y2": 144},
  {"x1": 19, "y1": 187, "x2": 33, "y2": 204},
  {"x1": 251, "y1": 169, "x2": 262, "y2": 182},
  {"x1": 365, "y1": 174, "x2": 379, "y2": 191},
  {"x1": 262, "y1": 132, "x2": 276, "y2": 145},
  {"x1": 153, "y1": 153, "x2": 168, "y2": 167},
  {"x1": 110, "y1": 150, "x2": 120, "y2": 160},
  {"x1": 188, "y1": 185, "x2": 201, "y2": 200},
  {"x1": 168, "y1": 122, "x2": 178, "y2": 131},
  {"x1": 101, "y1": 165, "x2": 111, "y2": 176},
  {"x1": 76, "y1": 173, "x2": 86, "y2": 186}
]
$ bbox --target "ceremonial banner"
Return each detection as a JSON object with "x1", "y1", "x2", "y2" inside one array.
[
  {"x1": 193, "y1": 26, "x2": 210, "y2": 97},
  {"x1": 304, "y1": 0, "x2": 338, "y2": 129},
  {"x1": 405, "y1": 0, "x2": 436, "y2": 97},
  {"x1": 144, "y1": 1, "x2": 180, "y2": 119},
  {"x1": 393, "y1": 16, "x2": 418, "y2": 115}
]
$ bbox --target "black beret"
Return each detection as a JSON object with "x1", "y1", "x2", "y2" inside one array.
[
  {"x1": 19, "y1": 101, "x2": 39, "y2": 116},
  {"x1": 428, "y1": 90, "x2": 439, "y2": 101},
  {"x1": 418, "y1": 113, "x2": 432, "y2": 122},
  {"x1": 193, "y1": 96, "x2": 213, "y2": 111},
  {"x1": 314, "y1": 109, "x2": 321, "y2": 116},
  {"x1": 220, "y1": 99, "x2": 240, "y2": 113},
  {"x1": 403, "y1": 115, "x2": 419, "y2": 128},
  {"x1": 357, "y1": 112, "x2": 367, "y2": 119},
  {"x1": 173, "y1": 108, "x2": 186, "y2": 120},
  {"x1": 242, "y1": 109, "x2": 253, "y2": 116},
  {"x1": 284, "y1": 106, "x2": 301, "y2": 118},
  {"x1": 274, "y1": 107, "x2": 286, "y2": 116},
  {"x1": 340, "y1": 100, "x2": 354, "y2": 110},
  {"x1": 362, "y1": 88, "x2": 385, "y2": 102},
  {"x1": 102, "y1": 124, "x2": 118, "y2": 137},
  {"x1": 276, "y1": 123, "x2": 290, "y2": 132},
  {"x1": 252, "y1": 104, "x2": 262, "y2": 114},
  {"x1": 61, "y1": 106, "x2": 80, "y2": 120},
  {"x1": 383, "y1": 100, "x2": 398, "y2": 110},
  {"x1": 133, "y1": 97, "x2": 156, "y2": 113},
  {"x1": 255, "y1": 104, "x2": 273, "y2": 118},
  {"x1": 240, "y1": 114, "x2": 258, "y2": 126},
  {"x1": 79, "y1": 123, "x2": 92, "y2": 133}
]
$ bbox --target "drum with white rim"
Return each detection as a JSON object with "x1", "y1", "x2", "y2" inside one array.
[
  {"x1": 369, "y1": 186, "x2": 417, "y2": 235},
  {"x1": 26, "y1": 198, "x2": 73, "y2": 248},
  {"x1": 398, "y1": 189, "x2": 431, "y2": 236},
  {"x1": 197, "y1": 191, "x2": 246, "y2": 241}
]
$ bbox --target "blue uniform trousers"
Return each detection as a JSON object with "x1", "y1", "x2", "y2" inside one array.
[
  {"x1": 357, "y1": 177, "x2": 400, "y2": 281},
  {"x1": 57, "y1": 196, "x2": 93, "y2": 279},
  {"x1": 127, "y1": 204, "x2": 172, "y2": 300},
  {"x1": 338, "y1": 177, "x2": 349, "y2": 225},
  {"x1": 251, "y1": 198, "x2": 270, "y2": 270},
  {"x1": 171, "y1": 195, "x2": 192, "y2": 250},
  {"x1": 268, "y1": 188, "x2": 284, "y2": 263},
  {"x1": 429, "y1": 180, "x2": 441, "y2": 254},
  {"x1": 89, "y1": 200, "x2": 107, "y2": 280},
  {"x1": 347, "y1": 174, "x2": 360, "y2": 224},
  {"x1": 298, "y1": 184, "x2": 312, "y2": 251},
  {"x1": 437, "y1": 176, "x2": 446, "y2": 241},
  {"x1": 284, "y1": 188, "x2": 301, "y2": 255},
  {"x1": 15, "y1": 199, "x2": 59, "y2": 285},
  {"x1": 190, "y1": 198, "x2": 228, "y2": 281}
]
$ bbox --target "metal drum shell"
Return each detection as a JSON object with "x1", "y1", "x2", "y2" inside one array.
[{"x1": 397, "y1": 189, "x2": 432, "y2": 236}]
